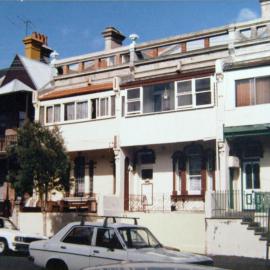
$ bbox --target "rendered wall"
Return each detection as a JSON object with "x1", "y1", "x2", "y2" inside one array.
[
  {"x1": 14, "y1": 211, "x2": 205, "y2": 254},
  {"x1": 120, "y1": 108, "x2": 216, "y2": 147},
  {"x1": 126, "y1": 212, "x2": 206, "y2": 254},
  {"x1": 206, "y1": 219, "x2": 266, "y2": 259}
]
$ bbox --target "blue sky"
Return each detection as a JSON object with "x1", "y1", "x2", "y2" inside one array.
[{"x1": 0, "y1": 0, "x2": 261, "y2": 68}]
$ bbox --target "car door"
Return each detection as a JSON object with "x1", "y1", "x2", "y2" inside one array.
[
  {"x1": 90, "y1": 227, "x2": 127, "y2": 267},
  {"x1": 54, "y1": 225, "x2": 93, "y2": 270}
]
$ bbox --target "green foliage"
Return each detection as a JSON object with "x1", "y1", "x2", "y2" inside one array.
[{"x1": 7, "y1": 121, "x2": 70, "y2": 201}]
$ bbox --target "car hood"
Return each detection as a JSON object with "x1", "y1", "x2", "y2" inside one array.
[{"x1": 128, "y1": 247, "x2": 213, "y2": 264}]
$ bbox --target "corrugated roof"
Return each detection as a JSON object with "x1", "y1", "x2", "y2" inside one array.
[
  {"x1": 0, "y1": 79, "x2": 34, "y2": 96},
  {"x1": 19, "y1": 55, "x2": 53, "y2": 90},
  {"x1": 39, "y1": 82, "x2": 113, "y2": 101}
]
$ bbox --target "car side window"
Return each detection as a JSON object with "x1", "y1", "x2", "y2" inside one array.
[
  {"x1": 63, "y1": 226, "x2": 94, "y2": 245},
  {"x1": 96, "y1": 228, "x2": 123, "y2": 250}
]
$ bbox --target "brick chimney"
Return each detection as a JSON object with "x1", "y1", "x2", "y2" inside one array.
[
  {"x1": 260, "y1": 0, "x2": 270, "y2": 19},
  {"x1": 102, "y1": 27, "x2": 125, "y2": 50},
  {"x1": 23, "y1": 32, "x2": 53, "y2": 63}
]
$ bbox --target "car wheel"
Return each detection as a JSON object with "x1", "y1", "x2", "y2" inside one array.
[
  {"x1": 0, "y1": 238, "x2": 8, "y2": 255},
  {"x1": 46, "y1": 260, "x2": 68, "y2": 270}
]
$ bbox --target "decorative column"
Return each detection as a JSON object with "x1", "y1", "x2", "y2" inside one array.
[{"x1": 113, "y1": 147, "x2": 125, "y2": 214}]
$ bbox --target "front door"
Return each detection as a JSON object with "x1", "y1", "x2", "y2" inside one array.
[{"x1": 243, "y1": 161, "x2": 260, "y2": 210}]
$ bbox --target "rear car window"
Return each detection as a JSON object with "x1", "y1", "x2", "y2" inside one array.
[{"x1": 63, "y1": 226, "x2": 94, "y2": 245}]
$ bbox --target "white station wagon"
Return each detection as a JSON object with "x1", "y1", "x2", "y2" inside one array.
[
  {"x1": 0, "y1": 217, "x2": 47, "y2": 254},
  {"x1": 29, "y1": 217, "x2": 213, "y2": 270}
]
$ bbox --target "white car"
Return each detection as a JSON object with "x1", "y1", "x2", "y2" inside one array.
[
  {"x1": 82, "y1": 261, "x2": 226, "y2": 270},
  {"x1": 29, "y1": 216, "x2": 213, "y2": 270},
  {"x1": 0, "y1": 217, "x2": 47, "y2": 254}
]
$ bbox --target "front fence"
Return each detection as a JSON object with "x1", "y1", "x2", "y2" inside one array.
[{"x1": 128, "y1": 193, "x2": 172, "y2": 212}]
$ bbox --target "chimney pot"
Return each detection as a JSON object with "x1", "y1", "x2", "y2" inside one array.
[
  {"x1": 102, "y1": 26, "x2": 125, "y2": 50},
  {"x1": 260, "y1": 0, "x2": 270, "y2": 19},
  {"x1": 23, "y1": 32, "x2": 53, "y2": 63}
]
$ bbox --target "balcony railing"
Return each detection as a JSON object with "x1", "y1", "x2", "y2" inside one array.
[{"x1": 0, "y1": 135, "x2": 17, "y2": 153}]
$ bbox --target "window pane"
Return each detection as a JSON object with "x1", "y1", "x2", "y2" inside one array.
[
  {"x1": 64, "y1": 103, "x2": 75, "y2": 121},
  {"x1": 177, "y1": 81, "x2": 191, "y2": 93},
  {"x1": 91, "y1": 99, "x2": 97, "y2": 119},
  {"x1": 121, "y1": 96, "x2": 125, "y2": 117},
  {"x1": 77, "y1": 101, "x2": 88, "y2": 119},
  {"x1": 143, "y1": 83, "x2": 174, "y2": 113},
  {"x1": 189, "y1": 156, "x2": 202, "y2": 175},
  {"x1": 196, "y1": 92, "x2": 211, "y2": 106},
  {"x1": 63, "y1": 226, "x2": 93, "y2": 245},
  {"x1": 100, "y1": 98, "x2": 108, "y2": 117},
  {"x1": 127, "y1": 101, "x2": 140, "y2": 112},
  {"x1": 127, "y1": 88, "x2": 140, "y2": 99},
  {"x1": 236, "y1": 79, "x2": 252, "y2": 107},
  {"x1": 111, "y1": 96, "x2": 115, "y2": 116},
  {"x1": 245, "y1": 164, "x2": 252, "y2": 189},
  {"x1": 54, "y1": 105, "x2": 61, "y2": 122},
  {"x1": 195, "y1": 78, "x2": 210, "y2": 92},
  {"x1": 177, "y1": 95, "x2": 192, "y2": 107},
  {"x1": 189, "y1": 176, "x2": 201, "y2": 191},
  {"x1": 96, "y1": 229, "x2": 123, "y2": 250},
  {"x1": 46, "y1": 106, "x2": 53, "y2": 123},
  {"x1": 253, "y1": 163, "x2": 260, "y2": 189},
  {"x1": 75, "y1": 156, "x2": 85, "y2": 195},
  {"x1": 39, "y1": 106, "x2": 45, "y2": 125},
  {"x1": 256, "y1": 77, "x2": 270, "y2": 105}
]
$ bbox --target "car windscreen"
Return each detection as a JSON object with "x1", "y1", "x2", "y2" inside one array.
[{"x1": 118, "y1": 227, "x2": 161, "y2": 249}]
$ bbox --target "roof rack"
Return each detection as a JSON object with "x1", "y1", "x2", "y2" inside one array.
[
  {"x1": 77, "y1": 214, "x2": 139, "y2": 227},
  {"x1": 101, "y1": 216, "x2": 139, "y2": 227},
  {"x1": 78, "y1": 214, "x2": 93, "y2": 226}
]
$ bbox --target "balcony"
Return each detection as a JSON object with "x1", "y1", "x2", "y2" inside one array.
[{"x1": 0, "y1": 135, "x2": 17, "y2": 153}]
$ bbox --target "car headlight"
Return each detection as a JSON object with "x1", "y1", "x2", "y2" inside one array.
[{"x1": 15, "y1": 236, "x2": 25, "y2": 242}]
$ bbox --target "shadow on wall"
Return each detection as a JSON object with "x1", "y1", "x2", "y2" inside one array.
[{"x1": 48, "y1": 212, "x2": 98, "y2": 235}]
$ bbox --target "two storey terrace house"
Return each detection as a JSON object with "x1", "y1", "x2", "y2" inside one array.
[{"x1": 35, "y1": 0, "x2": 270, "y2": 219}]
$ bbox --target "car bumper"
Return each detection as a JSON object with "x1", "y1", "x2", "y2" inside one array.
[{"x1": 13, "y1": 242, "x2": 30, "y2": 253}]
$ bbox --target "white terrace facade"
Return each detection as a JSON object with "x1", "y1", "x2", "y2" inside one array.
[{"x1": 35, "y1": 0, "x2": 270, "y2": 216}]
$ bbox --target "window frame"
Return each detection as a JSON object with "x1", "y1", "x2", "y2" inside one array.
[
  {"x1": 76, "y1": 100, "x2": 89, "y2": 120},
  {"x1": 45, "y1": 104, "x2": 61, "y2": 124},
  {"x1": 187, "y1": 154, "x2": 202, "y2": 195},
  {"x1": 126, "y1": 87, "x2": 143, "y2": 115},
  {"x1": 90, "y1": 96, "x2": 115, "y2": 119},
  {"x1": 175, "y1": 77, "x2": 213, "y2": 110},
  {"x1": 235, "y1": 76, "x2": 270, "y2": 107},
  {"x1": 61, "y1": 225, "x2": 94, "y2": 246},
  {"x1": 64, "y1": 102, "x2": 76, "y2": 121}
]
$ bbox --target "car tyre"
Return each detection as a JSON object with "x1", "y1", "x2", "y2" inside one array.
[
  {"x1": 0, "y1": 238, "x2": 8, "y2": 255},
  {"x1": 46, "y1": 260, "x2": 68, "y2": 270}
]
